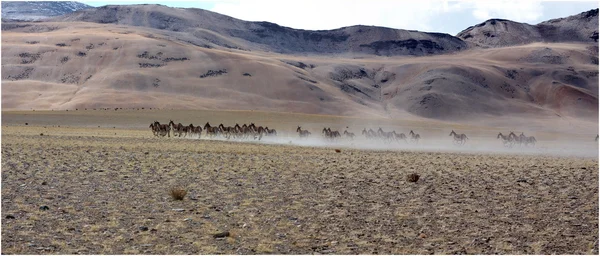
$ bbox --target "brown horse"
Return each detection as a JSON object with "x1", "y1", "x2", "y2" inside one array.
[
  {"x1": 322, "y1": 127, "x2": 341, "y2": 140},
  {"x1": 394, "y1": 132, "x2": 407, "y2": 143},
  {"x1": 194, "y1": 125, "x2": 203, "y2": 138},
  {"x1": 152, "y1": 121, "x2": 170, "y2": 137},
  {"x1": 149, "y1": 122, "x2": 159, "y2": 137},
  {"x1": 233, "y1": 124, "x2": 244, "y2": 139},
  {"x1": 497, "y1": 132, "x2": 514, "y2": 147},
  {"x1": 331, "y1": 130, "x2": 341, "y2": 139},
  {"x1": 297, "y1": 126, "x2": 311, "y2": 138},
  {"x1": 239, "y1": 124, "x2": 254, "y2": 140},
  {"x1": 218, "y1": 124, "x2": 237, "y2": 139},
  {"x1": 265, "y1": 127, "x2": 277, "y2": 137},
  {"x1": 449, "y1": 130, "x2": 468, "y2": 145},
  {"x1": 343, "y1": 130, "x2": 355, "y2": 139},
  {"x1": 368, "y1": 129, "x2": 377, "y2": 138},
  {"x1": 362, "y1": 128, "x2": 375, "y2": 139},
  {"x1": 377, "y1": 128, "x2": 395, "y2": 143},
  {"x1": 180, "y1": 124, "x2": 191, "y2": 138},
  {"x1": 409, "y1": 130, "x2": 421, "y2": 143},
  {"x1": 188, "y1": 124, "x2": 202, "y2": 139},
  {"x1": 169, "y1": 120, "x2": 186, "y2": 137},
  {"x1": 247, "y1": 123, "x2": 257, "y2": 138},
  {"x1": 323, "y1": 127, "x2": 331, "y2": 136},
  {"x1": 508, "y1": 131, "x2": 522, "y2": 146},
  {"x1": 203, "y1": 122, "x2": 220, "y2": 138},
  {"x1": 519, "y1": 133, "x2": 537, "y2": 147},
  {"x1": 255, "y1": 126, "x2": 268, "y2": 140},
  {"x1": 248, "y1": 123, "x2": 266, "y2": 140}
]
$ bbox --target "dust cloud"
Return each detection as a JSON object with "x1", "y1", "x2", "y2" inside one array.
[{"x1": 196, "y1": 129, "x2": 599, "y2": 159}]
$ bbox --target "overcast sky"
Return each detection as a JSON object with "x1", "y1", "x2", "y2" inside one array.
[{"x1": 79, "y1": 0, "x2": 599, "y2": 35}]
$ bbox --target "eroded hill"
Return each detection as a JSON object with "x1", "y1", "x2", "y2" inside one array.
[
  {"x1": 457, "y1": 9, "x2": 599, "y2": 47},
  {"x1": 1, "y1": 5, "x2": 598, "y2": 122},
  {"x1": 47, "y1": 4, "x2": 467, "y2": 56},
  {"x1": 2, "y1": 21, "x2": 598, "y2": 121}
]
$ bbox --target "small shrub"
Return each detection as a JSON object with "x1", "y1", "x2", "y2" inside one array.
[
  {"x1": 200, "y1": 69, "x2": 227, "y2": 78},
  {"x1": 169, "y1": 187, "x2": 187, "y2": 200},
  {"x1": 213, "y1": 231, "x2": 230, "y2": 238},
  {"x1": 334, "y1": 149, "x2": 341, "y2": 153},
  {"x1": 406, "y1": 173, "x2": 420, "y2": 183}
]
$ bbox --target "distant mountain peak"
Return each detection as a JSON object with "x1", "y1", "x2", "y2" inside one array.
[
  {"x1": 1, "y1": 1, "x2": 91, "y2": 21},
  {"x1": 458, "y1": 8, "x2": 599, "y2": 47},
  {"x1": 47, "y1": 4, "x2": 467, "y2": 56}
]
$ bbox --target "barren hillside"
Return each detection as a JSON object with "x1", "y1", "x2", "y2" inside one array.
[
  {"x1": 458, "y1": 9, "x2": 599, "y2": 47},
  {"x1": 47, "y1": 4, "x2": 467, "y2": 56},
  {"x1": 1, "y1": 5, "x2": 598, "y2": 123}
]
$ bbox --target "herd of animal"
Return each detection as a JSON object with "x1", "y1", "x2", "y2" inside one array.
[
  {"x1": 497, "y1": 131, "x2": 537, "y2": 147},
  {"x1": 149, "y1": 121, "x2": 597, "y2": 147},
  {"x1": 149, "y1": 120, "x2": 277, "y2": 140},
  {"x1": 300, "y1": 126, "x2": 423, "y2": 144}
]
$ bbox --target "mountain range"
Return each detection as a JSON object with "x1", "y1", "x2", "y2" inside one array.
[{"x1": 1, "y1": 2, "x2": 598, "y2": 123}]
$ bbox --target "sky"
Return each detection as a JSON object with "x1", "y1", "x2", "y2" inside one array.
[{"x1": 77, "y1": 0, "x2": 599, "y2": 35}]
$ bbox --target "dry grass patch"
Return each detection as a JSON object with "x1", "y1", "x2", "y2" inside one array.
[{"x1": 169, "y1": 187, "x2": 187, "y2": 201}]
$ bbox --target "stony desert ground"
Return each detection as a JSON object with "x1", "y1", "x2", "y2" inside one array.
[
  {"x1": 1, "y1": 110, "x2": 598, "y2": 254},
  {"x1": 2, "y1": 4, "x2": 598, "y2": 255}
]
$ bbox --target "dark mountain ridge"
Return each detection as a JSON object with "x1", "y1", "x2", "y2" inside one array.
[
  {"x1": 48, "y1": 4, "x2": 468, "y2": 56},
  {"x1": 457, "y1": 8, "x2": 599, "y2": 47},
  {"x1": 6, "y1": 3, "x2": 595, "y2": 54}
]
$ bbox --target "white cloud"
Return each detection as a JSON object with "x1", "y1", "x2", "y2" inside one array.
[
  {"x1": 208, "y1": 0, "x2": 554, "y2": 32},
  {"x1": 80, "y1": 0, "x2": 597, "y2": 34},
  {"x1": 210, "y1": 0, "x2": 461, "y2": 32},
  {"x1": 468, "y1": 0, "x2": 544, "y2": 22}
]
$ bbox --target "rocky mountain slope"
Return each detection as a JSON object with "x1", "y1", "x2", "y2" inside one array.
[
  {"x1": 457, "y1": 9, "x2": 599, "y2": 47},
  {"x1": 48, "y1": 4, "x2": 467, "y2": 56},
  {"x1": 1, "y1": 1, "x2": 91, "y2": 21},
  {"x1": 1, "y1": 4, "x2": 597, "y2": 122}
]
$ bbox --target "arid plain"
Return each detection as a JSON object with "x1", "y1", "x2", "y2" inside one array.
[
  {"x1": 1, "y1": 109, "x2": 598, "y2": 254},
  {"x1": 2, "y1": 4, "x2": 599, "y2": 255}
]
